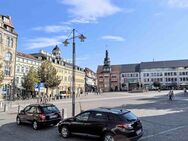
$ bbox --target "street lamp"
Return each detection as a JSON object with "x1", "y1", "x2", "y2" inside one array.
[{"x1": 63, "y1": 29, "x2": 86, "y2": 116}]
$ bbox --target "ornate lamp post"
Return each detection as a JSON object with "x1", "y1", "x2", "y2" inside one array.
[{"x1": 63, "y1": 29, "x2": 86, "y2": 116}]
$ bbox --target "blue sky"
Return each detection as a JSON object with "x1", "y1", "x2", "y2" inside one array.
[{"x1": 1, "y1": 0, "x2": 188, "y2": 71}]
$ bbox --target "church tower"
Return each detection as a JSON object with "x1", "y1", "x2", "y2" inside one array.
[{"x1": 52, "y1": 45, "x2": 61, "y2": 60}]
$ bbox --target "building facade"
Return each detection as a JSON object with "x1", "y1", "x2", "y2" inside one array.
[
  {"x1": 97, "y1": 51, "x2": 188, "y2": 92},
  {"x1": 84, "y1": 68, "x2": 96, "y2": 92},
  {"x1": 0, "y1": 15, "x2": 18, "y2": 100},
  {"x1": 15, "y1": 52, "x2": 41, "y2": 97},
  {"x1": 97, "y1": 50, "x2": 121, "y2": 92},
  {"x1": 31, "y1": 46, "x2": 85, "y2": 95},
  {"x1": 140, "y1": 60, "x2": 188, "y2": 90}
]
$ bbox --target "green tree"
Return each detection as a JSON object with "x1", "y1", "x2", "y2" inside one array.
[
  {"x1": 22, "y1": 67, "x2": 40, "y2": 95},
  {"x1": 0, "y1": 64, "x2": 4, "y2": 86},
  {"x1": 38, "y1": 61, "x2": 61, "y2": 94}
]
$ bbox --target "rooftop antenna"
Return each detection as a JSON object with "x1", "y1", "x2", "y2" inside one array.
[{"x1": 153, "y1": 58, "x2": 155, "y2": 62}]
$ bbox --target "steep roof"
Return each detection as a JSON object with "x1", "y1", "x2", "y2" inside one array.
[{"x1": 17, "y1": 52, "x2": 40, "y2": 61}]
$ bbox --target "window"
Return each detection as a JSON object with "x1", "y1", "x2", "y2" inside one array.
[
  {"x1": 76, "y1": 112, "x2": 90, "y2": 122},
  {"x1": 5, "y1": 52, "x2": 12, "y2": 61},
  {"x1": 24, "y1": 106, "x2": 31, "y2": 113},
  {"x1": 4, "y1": 66, "x2": 11, "y2": 76},
  {"x1": 27, "y1": 106, "x2": 37, "y2": 114},
  {"x1": 6, "y1": 36, "x2": 11, "y2": 47},
  {"x1": 21, "y1": 66, "x2": 25, "y2": 73},
  {"x1": 41, "y1": 105, "x2": 59, "y2": 114},
  {"x1": 16, "y1": 77, "x2": 19, "y2": 84},
  {"x1": 10, "y1": 38, "x2": 13, "y2": 47},
  {"x1": 122, "y1": 112, "x2": 137, "y2": 122},
  {"x1": 16, "y1": 66, "x2": 20, "y2": 72},
  {"x1": 89, "y1": 112, "x2": 108, "y2": 122},
  {"x1": 21, "y1": 77, "x2": 24, "y2": 83},
  {"x1": 25, "y1": 67, "x2": 29, "y2": 73}
]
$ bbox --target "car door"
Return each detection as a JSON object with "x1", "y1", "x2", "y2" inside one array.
[
  {"x1": 70, "y1": 111, "x2": 91, "y2": 134},
  {"x1": 19, "y1": 106, "x2": 31, "y2": 123},
  {"x1": 25, "y1": 106, "x2": 36, "y2": 123},
  {"x1": 87, "y1": 112, "x2": 108, "y2": 136}
]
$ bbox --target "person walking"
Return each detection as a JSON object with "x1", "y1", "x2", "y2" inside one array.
[
  {"x1": 184, "y1": 88, "x2": 187, "y2": 94},
  {"x1": 168, "y1": 90, "x2": 174, "y2": 101}
]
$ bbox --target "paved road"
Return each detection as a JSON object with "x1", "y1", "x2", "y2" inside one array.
[{"x1": 1, "y1": 91, "x2": 188, "y2": 141}]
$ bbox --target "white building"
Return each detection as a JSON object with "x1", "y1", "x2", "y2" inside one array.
[
  {"x1": 15, "y1": 52, "x2": 41, "y2": 96},
  {"x1": 119, "y1": 60, "x2": 188, "y2": 90}
]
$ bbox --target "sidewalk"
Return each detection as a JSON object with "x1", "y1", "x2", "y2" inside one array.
[{"x1": 0, "y1": 90, "x2": 184, "y2": 115}]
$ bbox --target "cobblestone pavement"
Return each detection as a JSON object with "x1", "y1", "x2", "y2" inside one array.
[{"x1": 1, "y1": 90, "x2": 188, "y2": 141}]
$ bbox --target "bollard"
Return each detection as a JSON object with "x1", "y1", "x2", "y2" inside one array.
[
  {"x1": 79, "y1": 102, "x2": 83, "y2": 112},
  {"x1": 4, "y1": 104, "x2": 8, "y2": 112},
  {"x1": 61, "y1": 108, "x2": 64, "y2": 120},
  {"x1": 18, "y1": 105, "x2": 20, "y2": 113},
  {"x1": 0, "y1": 101, "x2": 2, "y2": 108}
]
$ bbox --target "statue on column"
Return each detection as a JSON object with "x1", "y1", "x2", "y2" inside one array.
[{"x1": 105, "y1": 50, "x2": 108, "y2": 59}]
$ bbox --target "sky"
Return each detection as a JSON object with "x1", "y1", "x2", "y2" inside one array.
[{"x1": 1, "y1": 0, "x2": 188, "y2": 71}]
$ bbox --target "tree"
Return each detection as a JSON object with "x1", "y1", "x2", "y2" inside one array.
[
  {"x1": 0, "y1": 64, "x2": 4, "y2": 86},
  {"x1": 22, "y1": 67, "x2": 40, "y2": 97},
  {"x1": 38, "y1": 61, "x2": 61, "y2": 94}
]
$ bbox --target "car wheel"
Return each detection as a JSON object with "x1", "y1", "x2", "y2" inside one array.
[
  {"x1": 61, "y1": 126, "x2": 70, "y2": 138},
  {"x1": 32, "y1": 121, "x2": 39, "y2": 130},
  {"x1": 104, "y1": 133, "x2": 115, "y2": 141},
  {"x1": 16, "y1": 117, "x2": 21, "y2": 125}
]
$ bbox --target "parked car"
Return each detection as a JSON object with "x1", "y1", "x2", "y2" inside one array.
[
  {"x1": 16, "y1": 103, "x2": 61, "y2": 130},
  {"x1": 55, "y1": 91, "x2": 70, "y2": 99},
  {"x1": 60, "y1": 91, "x2": 69, "y2": 98},
  {"x1": 58, "y1": 107, "x2": 143, "y2": 141}
]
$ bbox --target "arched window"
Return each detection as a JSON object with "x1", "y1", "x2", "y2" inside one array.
[{"x1": 5, "y1": 52, "x2": 12, "y2": 61}]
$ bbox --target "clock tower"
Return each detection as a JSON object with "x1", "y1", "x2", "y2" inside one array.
[{"x1": 102, "y1": 50, "x2": 111, "y2": 92}]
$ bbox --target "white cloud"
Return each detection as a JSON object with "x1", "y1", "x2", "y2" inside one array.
[
  {"x1": 60, "y1": 0, "x2": 122, "y2": 23},
  {"x1": 167, "y1": 0, "x2": 188, "y2": 8},
  {"x1": 101, "y1": 35, "x2": 125, "y2": 42},
  {"x1": 33, "y1": 25, "x2": 71, "y2": 33},
  {"x1": 25, "y1": 36, "x2": 67, "y2": 49}
]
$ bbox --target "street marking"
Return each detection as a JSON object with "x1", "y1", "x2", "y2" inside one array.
[{"x1": 140, "y1": 126, "x2": 186, "y2": 140}]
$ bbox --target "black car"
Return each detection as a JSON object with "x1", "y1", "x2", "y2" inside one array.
[
  {"x1": 16, "y1": 103, "x2": 61, "y2": 130},
  {"x1": 58, "y1": 107, "x2": 143, "y2": 141}
]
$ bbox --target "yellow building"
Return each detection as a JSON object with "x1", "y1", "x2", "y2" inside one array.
[
  {"x1": 31, "y1": 46, "x2": 85, "y2": 96},
  {"x1": 0, "y1": 15, "x2": 18, "y2": 100}
]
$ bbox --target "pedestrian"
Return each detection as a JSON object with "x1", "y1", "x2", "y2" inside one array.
[
  {"x1": 168, "y1": 90, "x2": 174, "y2": 101},
  {"x1": 99, "y1": 88, "x2": 103, "y2": 95},
  {"x1": 184, "y1": 88, "x2": 187, "y2": 94}
]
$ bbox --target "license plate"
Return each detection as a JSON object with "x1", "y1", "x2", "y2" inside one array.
[
  {"x1": 50, "y1": 115, "x2": 57, "y2": 119},
  {"x1": 136, "y1": 129, "x2": 142, "y2": 135}
]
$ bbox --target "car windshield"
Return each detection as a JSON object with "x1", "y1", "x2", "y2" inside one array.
[
  {"x1": 122, "y1": 112, "x2": 137, "y2": 122},
  {"x1": 41, "y1": 105, "x2": 59, "y2": 114}
]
